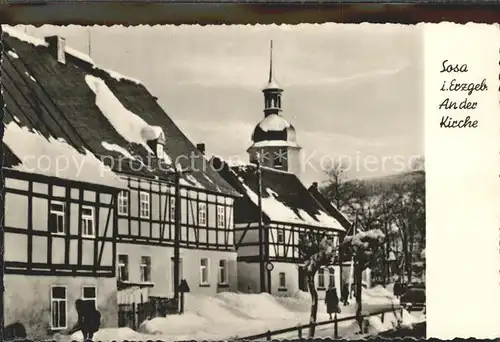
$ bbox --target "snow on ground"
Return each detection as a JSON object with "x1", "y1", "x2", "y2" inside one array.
[
  {"x1": 61, "y1": 288, "x2": 419, "y2": 342},
  {"x1": 145, "y1": 289, "x2": 410, "y2": 341},
  {"x1": 4, "y1": 121, "x2": 127, "y2": 189},
  {"x1": 67, "y1": 328, "x2": 150, "y2": 341}
]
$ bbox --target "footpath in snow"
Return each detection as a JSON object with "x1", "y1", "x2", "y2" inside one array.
[{"x1": 65, "y1": 286, "x2": 422, "y2": 341}]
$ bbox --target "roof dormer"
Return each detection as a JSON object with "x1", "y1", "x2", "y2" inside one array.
[
  {"x1": 46, "y1": 35, "x2": 66, "y2": 64},
  {"x1": 142, "y1": 127, "x2": 166, "y2": 159}
]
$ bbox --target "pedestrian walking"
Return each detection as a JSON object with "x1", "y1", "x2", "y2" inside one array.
[
  {"x1": 393, "y1": 277, "x2": 402, "y2": 299},
  {"x1": 67, "y1": 299, "x2": 101, "y2": 341},
  {"x1": 325, "y1": 284, "x2": 340, "y2": 320},
  {"x1": 341, "y1": 282, "x2": 349, "y2": 306},
  {"x1": 82, "y1": 300, "x2": 101, "y2": 340}
]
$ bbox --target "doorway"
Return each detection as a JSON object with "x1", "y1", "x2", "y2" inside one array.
[
  {"x1": 171, "y1": 257, "x2": 183, "y2": 292},
  {"x1": 298, "y1": 266, "x2": 308, "y2": 292}
]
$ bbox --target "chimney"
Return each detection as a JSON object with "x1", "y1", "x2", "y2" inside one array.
[
  {"x1": 46, "y1": 36, "x2": 66, "y2": 64},
  {"x1": 312, "y1": 182, "x2": 318, "y2": 189},
  {"x1": 196, "y1": 143, "x2": 206, "y2": 155}
]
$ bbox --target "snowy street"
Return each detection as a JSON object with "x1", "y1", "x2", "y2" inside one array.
[{"x1": 63, "y1": 286, "x2": 423, "y2": 341}]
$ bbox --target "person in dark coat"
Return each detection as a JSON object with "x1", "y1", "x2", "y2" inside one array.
[
  {"x1": 325, "y1": 284, "x2": 340, "y2": 320},
  {"x1": 341, "y1": 282, "x2": 349, "y2": 306},
  {"x1": 67, "y1": 299, "x2": 85, "y2": 338},
  {"x1": 82, "y1": 300, "x2": 101, "y2": 340},
  {"x1": 67, "y1": 299, "x2": 101, "y2": 341},
  {"x1": 393, "y1": 278, "x2": 402, "y2": 298}
]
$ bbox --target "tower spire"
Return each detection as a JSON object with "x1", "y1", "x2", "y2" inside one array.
[{"x1": 268, "y1": 40, "x2": 273, "y2": 83}]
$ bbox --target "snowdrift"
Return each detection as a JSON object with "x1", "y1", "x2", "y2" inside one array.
[
  {"x1": 68, "y1": 288, "x2": 419, "y2": 341},
  {"x1": 138, "y1": 292, "x2": 308, "y2": 340},
  {"x1": 69, "y1": 327, "x2": 149, "y2": 341}
]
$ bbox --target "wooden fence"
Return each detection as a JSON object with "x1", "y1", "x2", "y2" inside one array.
[
  {"x1": 235, "y1": 306, "x2": 405, "y2": 341},
  {"x1": 118, "y1": 298, "x2": 179, "y2": 330}
]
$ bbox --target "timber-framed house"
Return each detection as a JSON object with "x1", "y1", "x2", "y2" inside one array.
[
  {"x1": 212, "y1": 158, "x2": 346, "y2": 297},
  {"x1": 2, "y1": 27, "x2": 240, "y2": 333},
  {"x1": 2, "y1": 29, "x2": 127, "y2": 336}
]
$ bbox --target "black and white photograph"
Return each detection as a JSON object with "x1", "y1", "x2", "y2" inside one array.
[{"x1": 1, "y1": 24, "x2": 425, "y2": 341}]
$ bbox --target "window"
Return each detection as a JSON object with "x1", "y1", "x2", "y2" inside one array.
[
  {"x1": 217, "y1": 206, "x2": 225, "y2": 228},
  {"x1": 277, "y1": 228, "x2": 285, "y2": 244},
  {"x1": 140, "y1": 192, "x2": 150, "y2": 218},
  {"x1": 140, "y1": 256, "x2": 152, "y2": 282},
  {"x1": 200, "y1": 258, "x2": 209, "y2": 285},
  {"x1": 118, "y1": 191, "x2": 129, "y2": 215},
  {"x1": 279, "y1": 272, "x2": 286, "y2": 288},
  {"x1": 274, "y1": 149, "x2": 285, "y2": 168},
  {"x1": 81, "y1": 206, "x2": 95, "y2": 237},
  {"x1": 49, "y1": 202, "x2": 65, "y2": 234},
  {"x1": 51, "y1": 286, "x2": 67, "y2": 329},
  {"x1": 118, "y1": 254, "x2": 129, "y2": 281},
  {"x1": 328, "y1": 268, "x2": 335, "y2": 288},
  {"x1": 82, "y1": 285, "x2": 97, "y2": 308},
  {"x1": 318, "y1": 268, "x2": 325, "y2": 288},
  {"x1": 218, "y1": 259, "x2": 228, "y2": 285},
  {"x1": 170, "y1": 197, "x2": 176, "y2": 221},
  {"x1": 198, "y1": 203, "x2": 207, "y2": 226}
]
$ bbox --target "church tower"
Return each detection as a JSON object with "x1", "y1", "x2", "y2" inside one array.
[{"x1": 247, "y1": 41, "x2": 303, "y2": 178}]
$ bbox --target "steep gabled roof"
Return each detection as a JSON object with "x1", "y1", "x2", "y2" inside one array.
[
  {"x1": 307, "y1": 184, "x2": 352, "y2": 231},
  {"x1": 211, "y1": 157, "x2": 345, "y2": 231},
  {"x1": 2, "y1": 28, "x2": 239, "y2": 197}
]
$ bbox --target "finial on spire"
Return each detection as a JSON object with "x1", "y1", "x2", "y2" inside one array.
[{"x1": 268, "y1": 40, "x2": 273, "y2": 83}]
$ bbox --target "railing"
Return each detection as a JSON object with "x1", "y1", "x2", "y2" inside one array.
[{"x1": 234, "y1": 306, "x2": 405, "y2": 341}]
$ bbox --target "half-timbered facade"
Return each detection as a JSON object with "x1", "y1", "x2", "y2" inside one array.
[
  {"x1": 2, "y1": 27, "x2": 240, "y2": 327},
  {"x1": 2, "y1": 109, "x2": 126, "y2": 337},
  {"x1": 116, "y1": 175, "x2": 238, "y2": 305},
  {"x1": 211, "y1": 158, "x2": 346, "y2": 297}
]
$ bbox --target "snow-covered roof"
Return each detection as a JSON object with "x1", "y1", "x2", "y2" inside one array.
[
  {"x1": 3, "y1": 121, "x2": 127, "y2": 190},
  {"x1": 212, "y1": 157, "x2": 345, "y2": 231},
  {"x1": 251, "y1": 113, "x2": 299, "y2": 147},
  {"x1": 307, "y1": 184, "x2": 353, "y2": 230},
  {"x1": 258, "y1": 114, "x2": 291, "y2": 132},
  {"x1": 263, "y1": 78, "x2": 283, "y2": 91},
  {"x1": 2, "y1": 26, "x2": 48, "y2": 46},
  {"x1": 85, "y1": 75, "x2": 163, "y2": 155},
  {"x1": 2, "y1": 26, "x2": 143, "y2": 85},
  {"x1": 2, "y1": 28, "x2": 240, "y2": 198},
  {"x1": 248, "y1": 140, "x2": 301, "y2": 149}
]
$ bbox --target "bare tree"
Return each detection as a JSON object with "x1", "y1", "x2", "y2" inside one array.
[
  {"x1": 390, "y1": 177, "x2": 425, "y2": 284},
  {"x1": 323, "y1": 160, "x2": 358, "y2": 211},
  {"x1": 298, "y1": 229, "x2": 386, "y2": 337}
]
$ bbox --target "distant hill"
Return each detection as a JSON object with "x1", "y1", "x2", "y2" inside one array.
[{"x1": 344, "y1": 170, "x2": 425, "y2": 197}]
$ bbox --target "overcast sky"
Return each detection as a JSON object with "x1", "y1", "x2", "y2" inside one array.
[{"x1": 15, "y1": 24, "x2": 423, "y2": 186}]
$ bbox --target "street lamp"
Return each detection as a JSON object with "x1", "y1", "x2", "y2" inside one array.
[{"x1": 170, "y1": 164, "x2": 192, "y2": 312}]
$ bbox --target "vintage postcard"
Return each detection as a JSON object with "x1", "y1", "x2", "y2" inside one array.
[{"x1": 1, "y1": 22, "x2": 499, "y2": 341}]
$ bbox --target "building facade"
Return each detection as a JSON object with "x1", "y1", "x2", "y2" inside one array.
[{"x1": 2, "y1": 27, "x2": 240, "y2": 336}]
